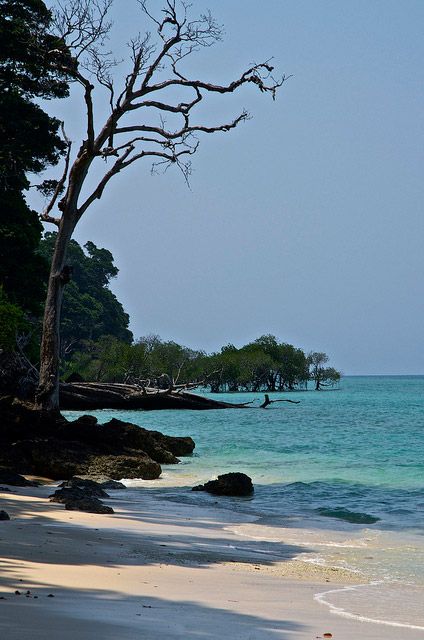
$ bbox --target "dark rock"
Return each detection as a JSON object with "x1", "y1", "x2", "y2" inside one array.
[
  {"x1": 57, "y1": 477, "x2": 109, "y2": 497},
  {"x1": 50, "y1": 485, "x2": 109, "y2": 504},
  {"x1": 70, "y1": 476, "x2": 126, "y2": 490},
  {"x1": 9, "y1": 439, "x2": 91, "y2": 480},
  {"x1": 64, "y1": 497, "x2": 114, "y2": 514},
  {"x1": 0, "y1": 510, "x2": 10, "y2": 520},
  {"x1": 192, "y1": 472, "x2": 254, "y2": 496},
  {"x1": 0, "y1": 468, "x2": 38, "y2": 487},
  {"x1": 73, "y1": 414, "x2": 98, "y2": 426},
  {"x1": 85, "y1": 453, "x2": 161, "y2": 480},
  {"x1": 0, "y1": 396, "x2": 198, "y2": 482},
  {"x1": 98, "y1": 418, "x2": 189, "y2": 463},
  {"x1": 49, "y1": 487, "x2": 88, "y2": 503}
]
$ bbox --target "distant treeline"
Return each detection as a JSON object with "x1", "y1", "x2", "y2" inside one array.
[
  {"x1": 64, "y1": 333, "x2": 340, "y2": 392},
  {"x1": 1, "y1": 231, "x2": 340, "y2": 392}
]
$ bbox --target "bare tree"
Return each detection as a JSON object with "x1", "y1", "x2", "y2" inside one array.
[{"x1": 36, "y1": 0, "x2": 286, "y2": 412}]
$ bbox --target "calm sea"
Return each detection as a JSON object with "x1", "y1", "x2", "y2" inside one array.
[{"x1": 64, "y1": 375, "x2": 424, "y2": 630}]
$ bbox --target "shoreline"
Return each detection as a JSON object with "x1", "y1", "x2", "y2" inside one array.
[{"x1": 1, "y1": 483, "x2": 423, "y2": 639}]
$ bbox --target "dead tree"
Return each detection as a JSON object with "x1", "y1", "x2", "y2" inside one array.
[
  {"x1": 259, "y1": 394, "x2": 300, "y2": 409},
  {"x1": 36, "y1": 0, "x2": 286, "y2": 412}
]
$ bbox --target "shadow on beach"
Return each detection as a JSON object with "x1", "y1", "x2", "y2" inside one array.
[
  {"x1": 0, "y1": 585, "x2": 305, "y2": 639},
  {"x1": 0, "y1": 488, "x2": 307, "y2": 639}
]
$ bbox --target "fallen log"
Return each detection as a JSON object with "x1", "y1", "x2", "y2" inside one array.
[{"x1": 59, "y1": 383, "x2": 250, "y2": 411}]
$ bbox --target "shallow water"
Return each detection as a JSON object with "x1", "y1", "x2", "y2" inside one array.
[{"x1": 64, "y1": 375, "x2": 424, "y2": 629}]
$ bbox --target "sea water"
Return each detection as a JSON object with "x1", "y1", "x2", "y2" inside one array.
[{"x1": 64, "y1": 375, "x2": 424, "y2": 630}]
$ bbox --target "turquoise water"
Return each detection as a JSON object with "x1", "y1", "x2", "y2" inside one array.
[
  {"x1": 66, "y1": 375, "x2": 424, "y2": 528},
  {"x1": 64, "y1": 376, "x2": 424, "y2": 628}
]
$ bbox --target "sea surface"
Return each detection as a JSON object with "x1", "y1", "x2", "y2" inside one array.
[{"x1": 64, "y1": 375, "x2": 424, "y2": 630}]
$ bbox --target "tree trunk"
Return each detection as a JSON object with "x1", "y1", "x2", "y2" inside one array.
[{"x1": 36, "y1": 214, "x2": 76, "y2": 412}]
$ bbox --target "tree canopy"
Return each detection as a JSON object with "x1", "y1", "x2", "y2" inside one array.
[
  {"x1": 62, "y1": 327, "x2": 341, "y2": 392},
  {"x1": 0, "y1": 0, "x2": 69, "y2": 328},
  {"x1": 39, "y1": 233, "x2": 133, "y2": 356}
]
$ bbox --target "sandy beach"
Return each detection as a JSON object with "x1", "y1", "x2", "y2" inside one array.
[{"x1": 0, "y1": 484, "x2": 422, "y2": 640}]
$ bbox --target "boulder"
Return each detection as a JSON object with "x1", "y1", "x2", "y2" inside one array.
[
  {"x1": 85, "y1": 453, "x2": 161, "y2": 480},
  {"x1": 64, "y1": 497, "x2": 114, "y2": 514},
  {"x1": 50, "y1": 486, "x2": 109, "y2": 504},
  {"x1": 58, "y1": 477, "x2": 109, "y2": 497},
  {"x1": 70, "y1": 476, "x2": 126, "y2": 490},
  {"x1": 0, "y1": 468, "x2": 38, "y2": 487},
  {"x1": 97, "y1": 418, "x2": 192, "y2": 463},
  {"x1": 192, "y1": 472, "x2": 254, "y2": 496},
  {"x1": 0, "y1": 510, "x2": 10, "y2": 520},
  {"x1": 49, "y1": 487, "x2": 88, "y2": 504}
]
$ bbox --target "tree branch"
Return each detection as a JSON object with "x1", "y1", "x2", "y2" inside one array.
[{"x1": 40, "y1": 125, "x2": 72, "y2": 227}]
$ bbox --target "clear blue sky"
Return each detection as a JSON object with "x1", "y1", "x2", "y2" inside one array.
[{"x1": 41, "y1": 1, "x2": 424, "y2": 374}]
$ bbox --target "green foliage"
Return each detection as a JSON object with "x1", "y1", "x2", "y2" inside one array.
[
  {"x1": 0, "y1": 0, "x2": 70, "y2": 99},
  {"x1": 0, "y1": 190, "x2": 49, "y2": 315},
  {"x1": 39, "y1": 233, "x2": 133, "y2": 358},
  {"x1": 0, "y1": 288, "x2": 26, "y2": 350},
  {"x1": 62, "y1": 331, "x2": 341, "y2": 391},
  {"x1": 0, "y1": 0, "x2": 69, "y2": 353},
  {"x1": 0, "y1": 0, "x2": 70, "y2": 191},
  {"x1": 307, "y1": 352, "x2": 341, "y2": 389}
]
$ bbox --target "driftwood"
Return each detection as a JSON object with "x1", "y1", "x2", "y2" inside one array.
[
  {"x1": 259, "y1": 394, "x2": 301, "y2": 409},
  {"x1": 59, "y1": 382, "x2": 252, "y2": 411}
]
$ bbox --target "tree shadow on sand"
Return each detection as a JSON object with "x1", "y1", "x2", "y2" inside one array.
[
  {"x1": 0, "y1": 487, "x2": 310, "y2": 571},
  {"x1": 0, "y1": 585, "x2": 305, "y2": 640}
]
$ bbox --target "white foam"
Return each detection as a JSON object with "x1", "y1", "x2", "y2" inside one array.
[{"x1": 315, "y1": 582, "x2": 424, "y2": 631}]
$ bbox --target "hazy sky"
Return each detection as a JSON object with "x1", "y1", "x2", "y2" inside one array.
[{"x1": 40, "y1": 1, "x2": 424, "y2": 375}]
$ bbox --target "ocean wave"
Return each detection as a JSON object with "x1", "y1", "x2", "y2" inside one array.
[{"x1": 315, "y1": 582, "x2": 424, "y2": 631}]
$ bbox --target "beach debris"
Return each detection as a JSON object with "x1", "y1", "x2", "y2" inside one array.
[
  {"x1": 192, "y1": 472, "x2": 254, "y2": 496},
  {"x1": 47, "y1": 594, "x2": 55, "y2": 598},
  {"x1": 323, "y1": 634, "x2": 333, "y2": 639},
  {"x1": 14, "y1": 590, "x2": 21, "y2": 595},
  {"x1": 0, "y1": 487, "x2": 11, "y2": 492},
  {"x1": 0, "y1": 510, "x2": 10, "y2": 520}
]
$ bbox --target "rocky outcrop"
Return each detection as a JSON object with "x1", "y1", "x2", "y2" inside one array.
[
  {"x1": 0, "y1": 397, "x2": 195, "y2": 481},
  {"x1": 0, "y1": 510, "x2": 10, "y2": 520},
  {"x1": 0, "y1": 468, "x2": 38, "y2": 487},
  {"x1": 192, "y1": 472, "x2": 254, "y2": 496},
  {"x1": 84, "y1": 453, "x2": 161, "y2": 480},
  {"x1": 50, "y1": 478, "x2": 114, "y2": 514},
  {"x1": 50, "y1": 485, "x2": 109, "y2": 503}
]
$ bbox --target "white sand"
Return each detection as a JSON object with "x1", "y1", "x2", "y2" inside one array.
[{"x1": 0, "y1": 484, "x2": 423, "y2": 639}]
